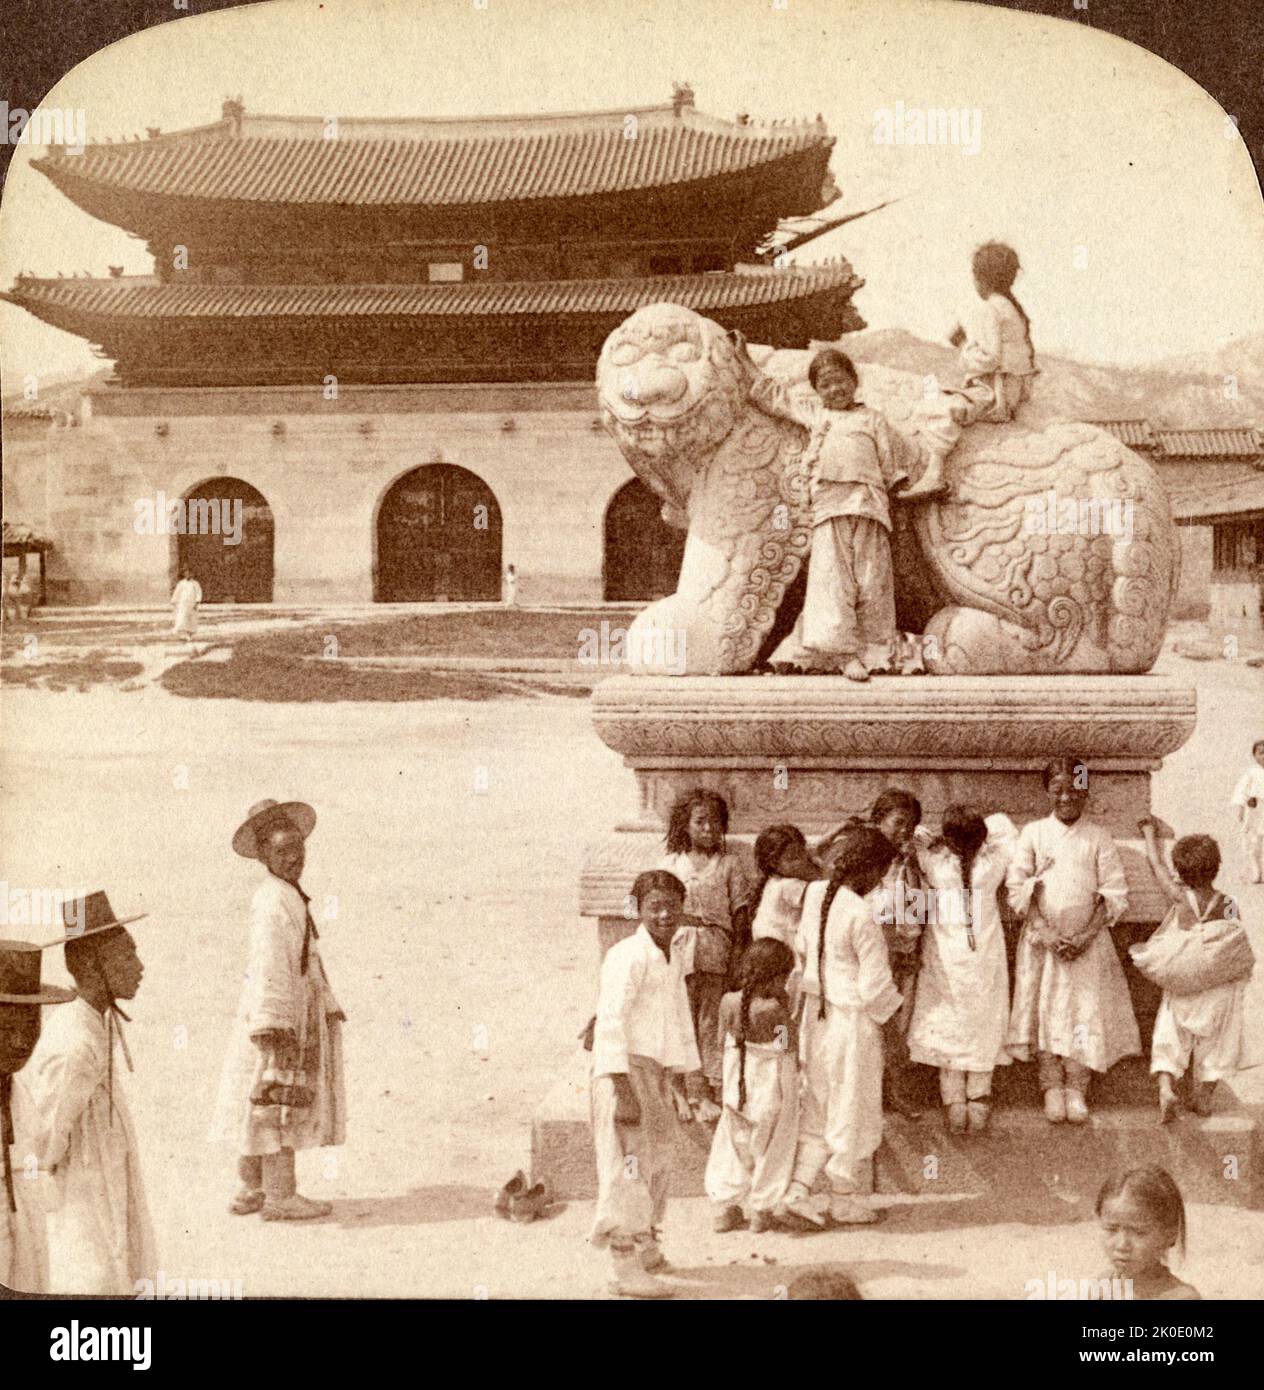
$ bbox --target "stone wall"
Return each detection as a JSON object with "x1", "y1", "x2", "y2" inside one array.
[{"x1": 7, "y1": 382, "x2": 631, "y2": 604}]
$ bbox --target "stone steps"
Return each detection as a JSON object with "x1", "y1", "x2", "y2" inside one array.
[{"x1": 531, "y1": 1048, "x2": 1262, "y2": 1209}]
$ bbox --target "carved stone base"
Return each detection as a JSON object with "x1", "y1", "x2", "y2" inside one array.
[
  {"x1": 581, "y1": 674, "x2": 1197, "y2": 924},
  {"x1": 530, "y1": 674, "x2": 1258, "y2": 1204}
]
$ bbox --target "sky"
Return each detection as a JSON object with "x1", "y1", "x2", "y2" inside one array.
[{"x1": 0, "y1": 0, "x2": 1261, "y2": 391}]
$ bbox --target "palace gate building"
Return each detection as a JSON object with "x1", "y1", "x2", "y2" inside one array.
[{"x1": 3, "y1": 91, "x2": 865, "y2": 605}]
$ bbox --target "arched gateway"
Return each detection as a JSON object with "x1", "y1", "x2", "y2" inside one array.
[
  {"x1": 603, "y1": 478, "x2": 686, "y2": 601},
  {"x1": 175, "y1": 477, "x2": 274, "y2": 603},
  {"x1": 375, "y1": 465, "x2": 502, "y2": 602}
]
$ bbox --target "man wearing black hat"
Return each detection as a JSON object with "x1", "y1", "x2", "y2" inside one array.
[
  {"x1": 0, "y1": 939, "x2": 74, "y2": 1291},
  {"x1": 210, "y1": 800, "x2": 346, "y2": 1221},
  {"x1": 23, "y1": 893, "x2": 157, "y2": 1294}
]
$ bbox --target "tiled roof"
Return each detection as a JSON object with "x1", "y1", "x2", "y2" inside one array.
[
  {"x1": 1089, "y1": 419, "x2": 1155, "y2": 448},
  {"x1": 1092, "y1": 420, "x2": 1262, "y2": 459},
  {"x1": 3, "y1": 261, "x2": 863, "y2": 321},
  {"x1": 1169, "y1": 472, "x2": 1264, "y2": 521},
  {"x1": 1152, "y1": 428, "x2": 1263, "y2": 458},
  {"x1": 32, "y1": 104, "x2": 834, "y2": 209}
]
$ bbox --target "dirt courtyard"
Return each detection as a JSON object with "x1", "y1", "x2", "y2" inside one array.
[{"x1": 2, "y1": 638, "x2": 1262, "y2": 1299}]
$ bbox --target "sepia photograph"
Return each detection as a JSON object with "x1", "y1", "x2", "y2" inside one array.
[{"x1": 0, "y1": 0, "x2": 1262, "y2": 1333}]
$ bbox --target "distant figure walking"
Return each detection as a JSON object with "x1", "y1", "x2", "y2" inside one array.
[
  {"x1": 171, "y1": 567, "x2": 202, "y2": 642},
  {"x1": 2, "y1": 569, "x2": 26, "y2": 626},
  {"x1": 503, "y1": 563, "x2": 518, "y2": 606}
]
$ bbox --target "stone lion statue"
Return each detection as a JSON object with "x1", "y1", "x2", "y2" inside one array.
[{"x1": 597, "y1": 302, "x2": 1179, "y2": 676}]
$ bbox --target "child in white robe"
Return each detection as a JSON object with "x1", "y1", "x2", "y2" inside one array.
[
  {"x1": 1136, "y1": 822, "x2": 1254, "y2": 1122},
  {"x1": 908, "y1": 807, "x2": 1017, "y2": 1132},
  {"x1": 25, "y1": 897, "x2": 157, "y2": 1295},
  {"x1": 916, "y1": 241, "x2": 1037, "y2": 495},
  {"x1": 659, "y1": 788, "x2": 754, "y2": 1114},
  {"x1": 1229, "y1": 740, "x2": 1264, "y2": 884},
  {"x1": 744, "y1": 345, "x2": 919, "y2": 682},
  {"x1": 590, "y1": 870, "x2": 701, "y2": 1299},
  {"x1": 784, "y1": 825, "x2": 900, "y2": 1228},
  {"x1": 750, "y1": 823, "x2": 821, "y2": 1011},
  {"x1": 705, "y1": 939, "x2": 800, "y2": 1233},
  {"x1": 1006, "y1": 757, "x2": 1139, "y2": 1124}
]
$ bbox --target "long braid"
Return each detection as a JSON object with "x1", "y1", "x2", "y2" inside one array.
[
  {"x1": 816, "y1": 827, "x2": 898, "y2": 1019},
  {"x1": 941, "y1": 806, "x2": 987, "y2": 952},
  {"x1": 817, "y1": 877, "x2": 842, "y2": 1021},
  {"x1": 737, "y1": 980, "x2": 754, "y2": 1111}
]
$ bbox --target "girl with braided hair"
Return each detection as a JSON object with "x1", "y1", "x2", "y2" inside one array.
[
  {"x1": 910, "y1": 240, "x2": 1038, "y2": 499},
  {"x1": 783, "y1": 825, "x2": 899, "y2": 1229},
  {"x1": 907, "y1": 806, "x2": 1019, "y2": 1134},
  {"x1": 704, "y1": 939, "x2": 800, "y2": 1234}
]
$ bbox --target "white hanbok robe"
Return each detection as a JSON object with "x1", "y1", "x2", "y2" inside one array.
[
  {"x1": 209, "y1": 874, "x2": 347, "y2": 1156},
  {"x1": 793, "y1": 881, "x2": 900, "y2": 1192},
  {"x1": 1230, "y1": 765, "x2": 1264, "y2": 878},
  {"x1": 171, "y1": 577, "x2": 202, "y2": 636},
  {"x1": 1, "y1": 1078, "x2": 50, "y2": 1293},
  {"x1": 908, "y1": 813, "x2": 1017, "y2": 1073},
  {"x1": 1006, "y1": 815, "x2": 1140, "y2": 1073},
  {"x1": 25, "y1": 998, "x2": 157, "y2": 1295}
]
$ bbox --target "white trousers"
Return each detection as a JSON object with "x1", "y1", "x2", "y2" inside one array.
[
  {"x1": 704, "y1": 1041, "x2": 799, "y2": 1213},
  {"x1": 791, "y1": 999, "x2": 884, "y2": 1194},
  {"x1": 1243, "y1": 830, "x2": 1264, "y2": 881},
  {"x1": 589, "y1": 1057, "x2": 679, "y2": 1246}
]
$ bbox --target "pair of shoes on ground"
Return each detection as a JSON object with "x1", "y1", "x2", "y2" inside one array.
[
  {"x1": 712, "y1": 1204, "x2": 798, "y2": 1235},
  {"x1": 229, "y1": 1188, "x2": 332, "y2": 1221},
  {"x1": 494, "y1": 1170, "x2": 551, "y2": 1222},
  {"x1": 1043, "y1": 1087, "x2": 1089, "y2": 1124}
]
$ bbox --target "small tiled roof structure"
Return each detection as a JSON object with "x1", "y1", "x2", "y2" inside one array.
[
  {"x1": 2, "y1": 521, "x2": 52, "y2": 551},
  {"x1": 1151, "y1": 427, "x2": 1264, "y2": 459},
  {"x1": 2, "y1": 260, "x2": 864, "y2": 322},
  {"x1": 1168, "y1": 472, "x2": 1264, "y2": 524},
  {"x1": 1088, "y1": 419, "x2": 1156, "y2": 449},
  {"x1": 1091, "y1": 419, "x2": 1262, "y2": 460},
  {"x1": 32, "y1": 100, "x2": 835, "y2": 211}
]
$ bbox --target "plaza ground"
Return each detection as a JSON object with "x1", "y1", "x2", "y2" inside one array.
[{"x1": 1, "y1": 613, "x2": 1262, "y2": 1298}]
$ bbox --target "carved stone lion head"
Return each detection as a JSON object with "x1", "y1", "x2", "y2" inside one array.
[{"x1": 597, "y1": 305, "x2": 745, "y2": 489}]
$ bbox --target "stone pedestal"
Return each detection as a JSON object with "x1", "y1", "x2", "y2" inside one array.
[{"x1": 532, "y1": 674, "x2": 1259, "y2": 1208}]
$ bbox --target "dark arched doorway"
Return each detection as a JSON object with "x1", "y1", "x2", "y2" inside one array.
[
  {"x1": 603, "y1": 478, "x2": 686, "y2": 601},
  {"x1": 176, "y1": 477, "x2": 274, "y2": 603},
  {"x1": 375, "y1": 465, "x2": 502, "y2": 602}
]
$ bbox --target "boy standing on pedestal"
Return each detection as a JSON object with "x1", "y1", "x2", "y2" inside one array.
[{"x1": 740, "y1": 341, "x2": 921, "y2": 682}]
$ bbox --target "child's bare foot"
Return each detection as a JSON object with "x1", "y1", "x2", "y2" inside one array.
[
  {"x1": 842, "y1": 658, "x2": 870, "y2": 682},
  {"x1": 1158, "y1": 1082, "x2": 1180, "y2": 1125},
  {"x1": 946, "y1": 1101, "x2": 968, "y2": 1134},
  {"x1": 1043, "y1": 1087, "x2": 1066, "y2": 1123},
  {"x1": 1064, "y1": 1089, "x2": 1089, "y2": 1124}
]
